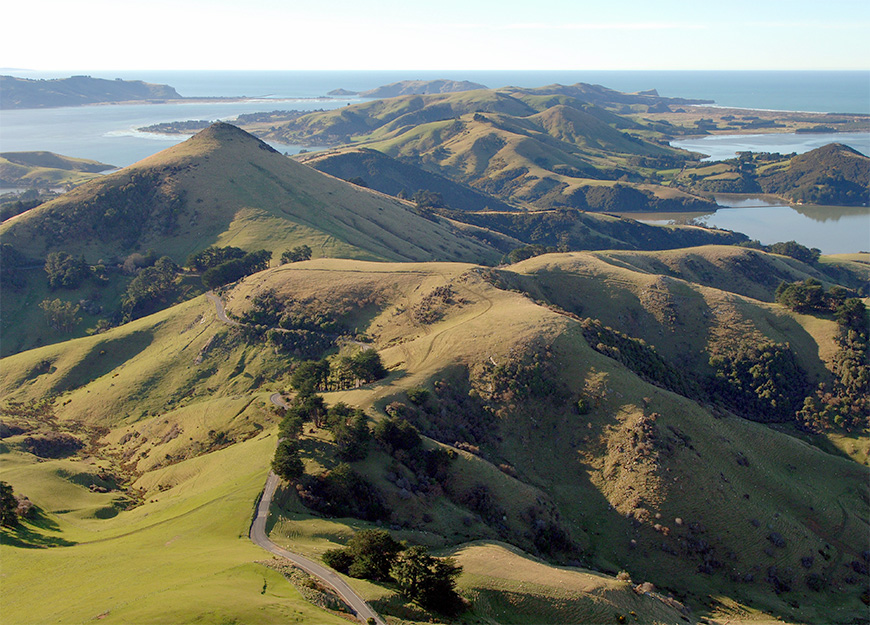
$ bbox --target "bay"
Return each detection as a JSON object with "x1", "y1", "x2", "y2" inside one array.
[
  {"x1": 671, "y1": 131, "x2": 870, "y2": 162},
  {"x1": 629, "y1": 196, "x2": 870, "y2": 255},
  {"x1": 0, "y1": 98, "x2": 349, "y2": 167}
]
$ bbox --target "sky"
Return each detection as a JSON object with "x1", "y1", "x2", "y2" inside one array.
[{"x1": 3, "y1": 0, "x2": 869, "y2": 71}]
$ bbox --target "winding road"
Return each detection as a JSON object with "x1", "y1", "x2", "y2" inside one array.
[{"x1": 206, "y1": 291, "x2": 385, "y2": 625}]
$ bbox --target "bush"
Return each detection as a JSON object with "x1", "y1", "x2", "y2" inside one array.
[{"x1": 22, "y1": 432, "x2": 84, "y2": 458}]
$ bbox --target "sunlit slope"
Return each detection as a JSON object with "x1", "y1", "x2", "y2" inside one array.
[
  {"x1": 0, "y1": 122, "x2": 498, "y2": 265},
  {"x1": 2, "y1": 254, "x2": 867, "y2": 623},
  {"x1": 222, "y1": 258, "x2": 867, "y2": 623}
]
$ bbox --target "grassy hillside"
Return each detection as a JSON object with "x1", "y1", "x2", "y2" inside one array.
[
  {"x1": 231, "y1": 88, "x2": 715, "y2": 213},
  {"x1": 0, "y1": 123, "x2": 499, "y2": 357},
  {"x1": 0, "y1": 151, "x2": 115, "y2": 188},
  {"x1": 0, "y1": 123, "x2": 497, "y2": 266},
  {"x1": 4, "y1": 251, "x2": 864, "y2": 623}
]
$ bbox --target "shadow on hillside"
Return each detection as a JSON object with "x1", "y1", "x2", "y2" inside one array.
[{"x1": 0, "y1": 506, "x2": 76, "y2": 548}]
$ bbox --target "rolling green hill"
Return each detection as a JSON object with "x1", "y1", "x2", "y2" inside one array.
[
  {"x1": 0, "y1": 123, "x2": 500, "y2": 356},
  {"x1": 2, "y1": 249, "x2": 867, "y2": 624},
  {"x1": 238, "y1": 87, "x2": 714, "y2": 212},
  {"x1": 0, "y1": 151, "x2": 115, "y2": 189}
]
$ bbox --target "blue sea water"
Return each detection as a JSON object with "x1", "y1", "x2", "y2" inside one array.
[
  {"x1": 1, "y1": 70, "x2": 868, "y2": 252},
  {"x1": 7, "y1": 69, "x2": 870, "y2": 114}
]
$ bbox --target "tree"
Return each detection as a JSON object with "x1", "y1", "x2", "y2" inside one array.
[
  {"x1": 390, "y1": 546, "x2": 464, "y2": 614},
  {"x1": 350, "y1": 349, "x2": 387, "y2": 384},
  {"x1": 39, "y1": 298, "x2": 81, "y2": 333},
  {"x1": 186, "y1": 246, "x2": 245, "y2": 272},
  {"x1": 0, "y1": 481, "x2": 18, "y2": 526},
  {"x1": 373, "y1": 416, "x2": 421, "y2": 452},
  {"x1": 272, "y1": 440, "x2": 304, "y2": 482},
  {"x1": 122, "y1": 256, "x2": 179, "y2": 318},
  {"x1": 44, "y1": 251, "x2": 88, "y2": 289},
  {"x1": 280, "y1": 245, "x2": 313, "y2": 264},
  {"x1": 347, "y1": 529, "x2": 403, "y2": 580},
  {"x1": 327, "y1": 404, "x2": 371, "y2": 461},
  {"x1": 290, "y1": 360, "x2": 330, "y2": 393}
]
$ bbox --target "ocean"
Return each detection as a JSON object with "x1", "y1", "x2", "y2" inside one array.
[
  {"x1": 1, "y1": 70, "x2": 868, "y2": 252},
  {"x1": 6, "y1": 70, "x2": 870, "y2": 114}
]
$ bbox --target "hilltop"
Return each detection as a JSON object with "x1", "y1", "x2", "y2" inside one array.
[
  {"x1": 0, "y1": 123, "x2": 499, "y2": 355},
  {"x1": 0, "y1": 75, "x2": 181, "y2": 109},
  {"x1": 0, "y1": 151, "x2": 115, "y2": 188},
  {"x1": 359, "y1": 79, "x2": 488, "y2": 98},
  {"x1": 676, "y1": 143, "x2": 870, "y2": 206}
]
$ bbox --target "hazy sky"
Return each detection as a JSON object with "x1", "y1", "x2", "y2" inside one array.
[{"x1": 4, "y1": 0, "x2": 869, "y2": 71}]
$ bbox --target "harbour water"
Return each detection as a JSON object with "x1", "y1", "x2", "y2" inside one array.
[{"x1": 2, "y1": 71, "x2": 868, "y2": 252}]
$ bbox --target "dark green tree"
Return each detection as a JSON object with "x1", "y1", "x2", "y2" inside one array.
[
  {"x1": 0, "y1": 481, "x2": 18, "y2": 527},
  {"x1": 327, "y1": 404, "x2": 371, "y2": 461},
  {"x1": 272, "y1": 440, "x2": 304, "y2": 482},
  {"x1": 350, "y1": 349, "x2": 387, "y2": 384},
  {"x1": 390, "y1": 545, "x2": 464, "y2": 614},
  {"x1": 44, "y1": 251, "x2": 89, "y2": 289},
  {"x1": 280, "y1": 245, "x2": 313, "y2": 264},
  {"x1": 290, "y1": 360, "x2": 330, "y2": 393},
  {"x1": 39, "y1": 298, "x2": 81, "y2": 333}
]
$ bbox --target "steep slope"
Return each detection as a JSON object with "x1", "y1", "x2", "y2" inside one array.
[{"x1": 0, "y1": 123, "x2": 497, "y2": 265}]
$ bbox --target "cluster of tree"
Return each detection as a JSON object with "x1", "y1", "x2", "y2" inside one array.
[
  {"x1": 201, "y1": 250, "x2": 271, "y2": 289},
  {"x1": 1, "y1": 244, "x2": 33, "y2": 290},
  {"x1": 323, "y1": 530, "x2": 464, "y2": 614},
  {"x1": 775, "y1": 278, "x2": 855, "y2": 315},
  {"x1": 280, "y1": 245, "x2": 312, "y2": 264},
  {"x1": 44, "y1": 251, "x2": 90, "y2": 289},
  {"x1": 39, "y1": 299, "x2": 81, "y2": 334},
  {"x1": 795, "y1": 296, "x2": 869, "y2": 431},
  {"x1": 737, "y1": 240, "x2": 822, "y2": 265},
  {"x1": 121, "y1": 256, "x2": 179, "y2": 319},
  {"x1": 709, "y1": 342, "x2": 809, "y2": 423},
  {"x1": 187, "y1": 245, "x2": 272, "y2": 287},
  {"x1": 33, "y1": 171, "x2": 184, "y2": 249},
  {"x1": 296, "y1": 462, "x2": 389, "y2": 521},
  {"x1": 503, "y1": 244, "x2": 558, "y2": 264},
  {"x1": 0, "y1": 481, "x2": 31, "y2": 527},
  {"x1": 288, "y1": 350, "x2": 387, "y2": 393}
]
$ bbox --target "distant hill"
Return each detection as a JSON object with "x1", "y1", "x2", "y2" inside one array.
[
  {"x1": 359, "y1": 79, "x2": 488, "y2": 98},
  {"x1": 299, "y1": 147, "x2": 518, "y2": 212},
  {"x1": 242, "y1": 88, "x2": 714, "y2": 212},
  {"x1": 676, "y1": 143, "x2": 870, "y2": 206},
  {"x1": 0, "y1": 75, "x2": 182, "y2": 109},
  {"x1": 760, "y1": 143, "x2": 870, "y2": 205},
  {"x1": 0, "y1": 151, "x2": 115, "y2": 188}
]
